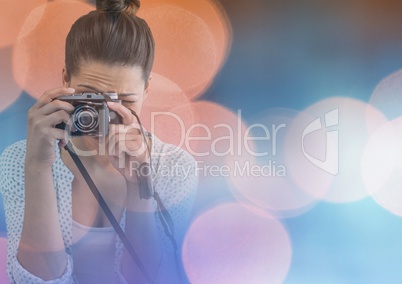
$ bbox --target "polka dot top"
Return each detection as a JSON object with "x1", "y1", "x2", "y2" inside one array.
[{"x1": 0, "y1": 134, "x2": 198, "y2": 284}]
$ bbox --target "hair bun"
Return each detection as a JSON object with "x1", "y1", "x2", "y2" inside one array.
[{"x1": 96, "y1": 0, "x2": 140, "y2": 16}]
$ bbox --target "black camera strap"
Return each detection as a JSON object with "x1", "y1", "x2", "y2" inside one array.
[
  {"x1": 64, "y1": 142, "x2": 155, "y2": 284},
  {"x1": 64, "y1": 110, "x2": 183, "y2": 284},
  {"x1": 130, "y1": 110, "x2": 183, "y2": 283}
]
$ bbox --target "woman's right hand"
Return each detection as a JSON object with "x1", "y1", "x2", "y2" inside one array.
[{"x1": 26, "y1": 87, "x2": 76, "y2": 167}]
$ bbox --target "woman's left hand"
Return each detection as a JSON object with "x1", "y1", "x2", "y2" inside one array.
[{"x1": 106, "y1": 102, "x2": 149, "y2": 186}]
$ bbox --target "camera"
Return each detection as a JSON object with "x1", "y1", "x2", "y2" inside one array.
[{"x1": 55, "y1": 92, "x2": 122, "y2": 137}]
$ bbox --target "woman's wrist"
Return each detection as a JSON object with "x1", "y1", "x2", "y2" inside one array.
[
  {"x1": 25, "y1": 159, "x2": 54, "y2": 178},
  {"x1": 25, "y1": 145, "x2": 56, "y2": 168},
  {"x1": 126, "y1": 180, "x2": 154, "y2": 212}
]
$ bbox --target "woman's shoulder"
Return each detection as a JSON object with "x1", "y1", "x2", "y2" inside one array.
[
  {"x1": 0, "y1": 140, "x2": 27, "y2": 176},
  {"x1": 151, "y1": 134, "x2": 196, "y2": 164},
  {"x1": 0, "y1": 140, "x2": 28, "y2": 197},
  {"x1": 0, "y1": 140, "x2": 68, "y2": 180},
  {"x1": 150, "y1": 134, "x2": 198, "y2": 191},
  {"x1": 1, "y1": 139, "x2": 27, "y2": 157}
]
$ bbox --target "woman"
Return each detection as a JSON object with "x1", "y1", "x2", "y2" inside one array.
[{"x1": 0, "y1": 0, "x2": 197, "y2": 283}]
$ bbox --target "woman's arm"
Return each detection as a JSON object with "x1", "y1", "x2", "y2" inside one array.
[
  {"x1": 17, "y1": 162, "x2": 67, "y2": 280},
  {"x1": 106, "y1": 103, "x2": 163, "y2": 282},
  {"x1": 106, "y1": 103, "x2": 198, "y2": 283},
  {"x1": 17, "y1": 87, "x2": 75, "y2": 281},
  {"x1": 121, "y1": 184, "x2": 162, "y2": 283}
]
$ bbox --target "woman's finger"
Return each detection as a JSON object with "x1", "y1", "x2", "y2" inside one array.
[
  {"x1": 34, "y1": 87, "x2": 75, "y2": 110},
  {"x1": 107, "y1": 102, "x2": 136, "y2": 125},
  {"x1": 112, "y1": 124, "x2": 142, "y2": 135},
  {"x1": 38, "y1": 99, "x2": 75, "y2": 116},
  {"x1": 108, "y1": 124, "x2": 142, "y2": 150},
  {"x1": 46, "y1": 110, "x2": 74, "y2": 128},
  {"x1": 109, "y1": 133, "x2": 146, "y2": 156}
]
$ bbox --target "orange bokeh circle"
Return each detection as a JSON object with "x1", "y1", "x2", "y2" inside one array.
[
  {"x1": 0, "y1": 0, "x2": 45, "y2": 48},
  {"x1": 140, "y1": 73, "x2": 195, "y2": 148},
  {"x1": 139, "y1": 0, "x2": 232, "y2": 99},
  {"x1": 0, "y1": 46, "x2": 22, "y2": 111},
  {"x1": 176, "y1": 101, "x2": 252, "y2": 207},
  {"x1": 12, "y1": 1, "x2": 94, "y2": 99},
  {"x1": 184, "y1": 101, "x2": 249, "y2": 179},
  {"x1": 12, "y1": 0, "x2": 231, "y2": 100}
]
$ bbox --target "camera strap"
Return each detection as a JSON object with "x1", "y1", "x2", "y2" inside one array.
[
  {"x1": 64, "y1": 142, "x2": 155, "y2": 284},
  {"x1": 130, "y1": 110, "x2": 183, "y2": 283},
  {"x1": 64, "y1": 110, "x2": 183, "y2": 284}
]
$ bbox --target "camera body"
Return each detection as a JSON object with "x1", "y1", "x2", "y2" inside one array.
[{"x1": 56, "y1": 92, "x2": 122, "y2": 137}]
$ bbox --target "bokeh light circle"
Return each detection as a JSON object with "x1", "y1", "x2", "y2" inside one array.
[
  {"x1": 12, "y1": 0, "x2": 232, "y2": 100},
  {"x1": 182, "y1": 203, "x2": 292, "y2": 284},
  {"x1": 12, "y1": 1, "x2": 94, "y2": 99},
  {"x1": 139, "y1": 0, "x2": 232, "y2": 99},
  {"x1": 227, "y1": 108, "x2": 320, "y2": 217},
  {"x1": 0, "y1": 0, "x2": 45, "y2": 47},
  {"x1": 284, "y1": 97, "x2": 387, "y2": 203},
  {"x1": 141, "y1": 0, "x2": 232, "y2": 66},
  {"x1": 169, "y1": 101, "x2": 252, "y2": 216},
  {"x1": 140, "y1": 73, "x2": 195, "y2": 148},
  {"x1": 0, "y1": 46, "x2": 22, "y2": 111},
  {"x1": 143, "y1": 73, "x2": 189, "y2": 109},
  {"x1": 362, "y1": 117, "x2": 402, "y2": 217},
  {"x1": 0, "y1": 237, "x2": 9, "y2": 284},
  {"x1": 369, "y1": 69, "x2": 402, "y2": 120},
  {"x1": 183, "y1": 101, "x2": 250, "y2": 182}
]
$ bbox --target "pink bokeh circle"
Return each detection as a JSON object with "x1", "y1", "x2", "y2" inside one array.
[
  {"x1": 182, "y1": 203, "x2": 292, "y2": 284},
  {"x1": 0, "y1": 237, "x2": 9, "y2": 284}
]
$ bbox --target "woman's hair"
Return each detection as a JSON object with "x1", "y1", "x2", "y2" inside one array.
[{"x1": 65, "y1": 0, "x2": 154, "y2": 81}]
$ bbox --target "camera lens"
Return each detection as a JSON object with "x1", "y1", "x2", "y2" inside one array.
[
  {"x1": 78, "y1": 112, "x2": 93, "y2": 126},
  {"x1": 73, "y1": 105, "x2": 99, "y2": 133}
]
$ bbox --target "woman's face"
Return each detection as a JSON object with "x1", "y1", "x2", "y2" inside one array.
[
  {"x1": 63, "y1": 61, "x2": 149, "y2": 115},
  {"x1": 62, "y1": 61, "x2": 149, "y2": 151}
]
